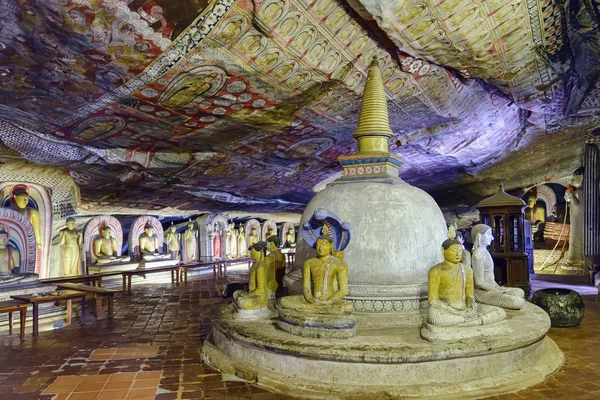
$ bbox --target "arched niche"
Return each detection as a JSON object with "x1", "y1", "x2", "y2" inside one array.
[
  {"x1": 261, "y1": 220, "x2": 277, "y2": 241},
  {"x1": 0, "y1": 208, "x2": 37, "y2": 274},
  {"x1": 0, "y1": 182, "x2": 51, "y2": 277},
  {"x1": 280, "y1": 222, "x2": 296, "y2": 248},
  {"x1": 535, "y1": 184, "x2": 557, "y2": 218},
  {"x1": 197, "y1": 213, "x2": 228, "y2": 260},
  {"x1": 83, "y1": 215, "x2": 124, "y2": 264},
  {"x1": 245, "y1": 219, "x2": 262, "y2": 250},
  {"x1": 128, "y1": 216, "x2": 164, "y2": 261}
]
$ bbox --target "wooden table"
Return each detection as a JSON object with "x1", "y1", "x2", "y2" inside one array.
[
  {"x1": 0, "y1": 300, "x2": 28, "y2": 340},
  {"x1": 121, "y1": 266, "x2": 181, "y2": 295},
  {"x1": 41, "y1": 274, "x2": 105, "y2": 287},
  {"x1": 12, "y1": 290, "x2": 86, "y2": 336},
  {"x1": 56, "y1": 283, "x2": 118, "y2": 319}
]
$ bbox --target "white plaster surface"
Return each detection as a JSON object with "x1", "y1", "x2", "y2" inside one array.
[
  {"x1": 287, "y1": 181, "x2": 447, "y2": 308},
  {"x1": 203, "y1": 302, "x2": 562, "y2": 399}
]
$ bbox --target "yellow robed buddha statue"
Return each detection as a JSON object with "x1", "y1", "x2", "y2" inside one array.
[
  {"x1": 93, "y1": 227, "x2": 128, "y2": 264},
  {"x1": 139, "y1": 225, "x2": 169, "y2": 261},
  {"x1": 233, "y1": 241, "x2": 268, "y2": 310},
  {"x1": 265, "y1": 235, "x2": 284, "y2": 295},
  {"x1": 10, "y1": 186, "x2": 42, "y2": 248},
  {"x1": 426, "y1": 239, "x2": 505, "y2": 327},
  {"x1": 278, "y1": 234, "x2": 352, "y2": 315},
  {"x1": 248, "y1": 226, "x2": 259, "y2": 249},
  {"x1": 165, "y1": 225, "x2": 181, "y2": 261},
  {"x1": 58, "y1": 217, "x2": 83, "y2": 276}
]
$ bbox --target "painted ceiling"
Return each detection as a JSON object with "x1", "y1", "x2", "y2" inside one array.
[{"x1": 0, "y1": 0, "x2": 599, "y2": 215}]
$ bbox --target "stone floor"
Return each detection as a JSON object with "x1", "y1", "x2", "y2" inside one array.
[{"x1": 0, "y1": 268, "x2": 598, "y2": 400}]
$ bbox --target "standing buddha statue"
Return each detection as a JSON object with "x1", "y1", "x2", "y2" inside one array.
[{"x1": 58, "y1": 217, "x2": 83, "y2": 276}]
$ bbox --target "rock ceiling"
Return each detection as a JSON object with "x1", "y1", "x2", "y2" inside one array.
[{"x1": 0, "y1": 0, "x2": 599, "y2": 215}]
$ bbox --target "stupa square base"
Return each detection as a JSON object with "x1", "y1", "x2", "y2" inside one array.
[
  {"x1": 277, "y1": 307, "x2": 357, "y2": 339},
  {"x1": 203, "y1": 302, "x2": 563, "y2": 399}
]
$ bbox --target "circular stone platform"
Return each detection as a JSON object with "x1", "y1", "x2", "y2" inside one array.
[{"x1": 202, "y1": 301, "x2": 563, "y2": 399}]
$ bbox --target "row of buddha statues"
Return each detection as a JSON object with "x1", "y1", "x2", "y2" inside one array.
[
  {"x1": 233, "y1": 209, "x2": 525, "y2": 341},
  {"x1": 0, "y1": 184, "x2": 299, "y2": 286}
]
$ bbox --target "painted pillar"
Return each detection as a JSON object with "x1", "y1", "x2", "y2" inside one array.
[{"x1": 584, "y1": 143, "x2": 600, "y2": 266}]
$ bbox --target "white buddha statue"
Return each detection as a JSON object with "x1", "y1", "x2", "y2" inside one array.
[{"x1": 471, "y1": 224, "x2": 525, "y2": 310}]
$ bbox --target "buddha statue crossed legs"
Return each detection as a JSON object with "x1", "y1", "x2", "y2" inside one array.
[
  {"x1": 93, "y1": 227, "x2": 128, "y2": 264},
  {"x1": 471, "y1": 224, "x2": 525, "y2": 310}
]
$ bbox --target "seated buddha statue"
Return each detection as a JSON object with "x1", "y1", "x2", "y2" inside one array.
[
  {"x1": 0, "y1": 228, "x2": 20, "y2": 279},
  {"x1": 426, "y1": 239, "x2": 505, "y2": 327},
  {"x1": 0, "y1": 227, "x2": 38, "y2": 284},
  {"x1": 471, "y1": 224, "x2": 525, "y2": 310},
  {"x1": 248, "y1": 226, "x2": 259, "y2": 249},
  {"x1": 233, "y1": 241, "x2": 268, "y2": 310},
  {"x1": 93, "y1": 227, "x2": 128, "y2": 264},
  {"x1": 265, "y1": 235, "x2": 284, "y2": 295},
  {"x1": 278, "y1": 235, "x2": 352, "y2": 315},
  {"x1": 139, "y1": 226, "x2": 167, "y2": 261}
]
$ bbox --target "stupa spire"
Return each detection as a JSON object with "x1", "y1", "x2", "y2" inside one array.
[{"x1": 352, "y1": 57, "x2": 394, "y2": 153}]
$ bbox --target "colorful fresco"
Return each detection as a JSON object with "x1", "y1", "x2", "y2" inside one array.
[{"x1": 0, "y1": 0, "x2": 599, "y2": 213}]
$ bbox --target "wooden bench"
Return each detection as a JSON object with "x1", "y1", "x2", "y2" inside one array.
[
  {"x1": 41, "y1": 274, "x2": 105, "y2": 287},
  {"x1": 12, "y1": 290, "x2": 86, "y2": 336},
  {"x1": 0, "y1": 300, "x2": 28, "y2": 341},
  {"x1": 121, "y1": 266, "x2": 181, "y2": 294},
  {"x1": 56, "y1": 283, "x2": 118, "y2": 319},
  {"x1": 179, "y1": 258, "x2": 253, "y2": 282}
]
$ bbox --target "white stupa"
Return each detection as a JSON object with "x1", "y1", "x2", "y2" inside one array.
[{"x1": 285, "y1": 57, "x2": 447, "y2": 313}]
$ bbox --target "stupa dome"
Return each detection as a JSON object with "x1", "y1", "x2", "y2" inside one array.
[{"x1": 286, "y1": 58, "x2": 447, "y2": 312}]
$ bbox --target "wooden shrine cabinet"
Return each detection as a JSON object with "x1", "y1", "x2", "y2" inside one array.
[{"x1": 477, "y1": 185, "x2": 532, "y2": 294}]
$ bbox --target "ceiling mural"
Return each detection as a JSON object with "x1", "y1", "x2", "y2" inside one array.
[{"x1": 0, "y1": 0, "x2": 599, "y2": 214}]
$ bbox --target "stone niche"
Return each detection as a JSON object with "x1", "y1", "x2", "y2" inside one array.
[
  {"x1": 0, "y1": 182, "x2": 52, "y2": 278},
  {"x1": 197, "y1": 213, "x2": 229, "y2": 261},
  {"x1": 128, "y1": 216, "x2": 165, "y2": 262},
  {"x1": 83, "y1": 215, "x2": 128, "y2": 271}
]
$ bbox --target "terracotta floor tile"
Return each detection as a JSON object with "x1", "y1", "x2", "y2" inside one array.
[
  {"x1": 131, "y1": 379, "x2": 159, "y2": 389},
  {"x1": 83, "y1": 375, "x2": 110, "y2": 384},
  {"x1": 111, "y1": 353, "x2": 137, "y2": 360},
  {"x1": 68, "y1": 392, "x2": 101, "y2": 400},
  {"x1": 116, "y1": 348, "x2": 137, "y2": 354},
  {"x1": 54, "y1": 376, "x2": 86, "y2": 386},
  {"x1": 97, "y1": 390, "x2": 129, "y2": 400},
  {"x1": 126, "y1": 388, "x2": 157, "y2": 398},
  {"x1": 88, "y1": 355, "x2": 109, "y2": 361},
  {"x1": 43, "y1": 383, "x2": 78, "y2": 394},
  {"x1": 108, "y1": 373, "x2": 137, "y2": 382},
  {"x1": 136, "y1": 371, "x2": 162, "y2": 380},
  {"x1": 94, "y1": 349, "x2": 116, "y2": 355},
  {"x1": 74, "y1": 381, "x2": 106, "y2": 392},
  {"x1": 104, "y1": 380, "x2": 132, "y2": 391},
  {"x1": 54, "y1": 394, "x2": 69, "y2": 400}
]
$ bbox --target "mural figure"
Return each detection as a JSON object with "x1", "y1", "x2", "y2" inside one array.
[
  {"x1": 58, "y1": 217, "x2": 83, "y2": 276},
  {"x1": 158, "y1": 66, "x2": 227, "y2": 108},
  {"x1": 165, "y1": 225, "x2": 181, "y2": 261}
]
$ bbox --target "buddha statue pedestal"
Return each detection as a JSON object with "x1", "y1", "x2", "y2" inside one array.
[
  {"x1": 276, "y1": 305, "x2": 356, "y2": 339},
  {"x1": 232, "y1": 301, "x2": 272, "y2": 321},
  {"x1": 276, "y1": 235, "x2": 356, "y2": 339}
]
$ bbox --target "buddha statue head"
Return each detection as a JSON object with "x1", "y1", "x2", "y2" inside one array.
[
  {"x1": 66, "y1": 217, "x2": 76, "y2": 231},
  {"x1": 471, "y1": 224, "x2": 493, "y2": 249},
  {"x1": 250, "y1": 241, "x2": 267, "y2": 261},
  {"x1": 101, "y1": 227, "x2": 113, "y2": 239},
  {"x1": 251, "y1": 227, "x2": 257, "y2": 236},
  {"x1": 267, "y1": 235, "x2": 280, "y2": 252},
  {"x1": 213, "y1": 223, "x2": 219, "y2": 233},
  {"x1": 526, "y1": 195, "x2": 537, "y2": 209},
  {"x1": 572, "y1": 167, "x2": 584, "y2": 188},
  {"x1": 188, "y1": 221, "x2": 195, "y2": 230},
  {"x1": 316, "y1": 234, "x2": 334, "y2": 258},
  {"x1": 441, "y1": 238, "x2": 462, "y2": 265},
  {"x1": 168, "y1": 225, "x2": 176, "y2": 234},
  {"x1": 145, "y1": 225, "x2": 155, "y2": 237},
  {"x1": 13, "y1": 186, "x2": 30, "y2": 210}
]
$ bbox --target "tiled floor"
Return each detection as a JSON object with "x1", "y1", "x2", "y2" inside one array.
[{"x1": 0, "y1": 269, "x2": 598, "y2": 399}]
